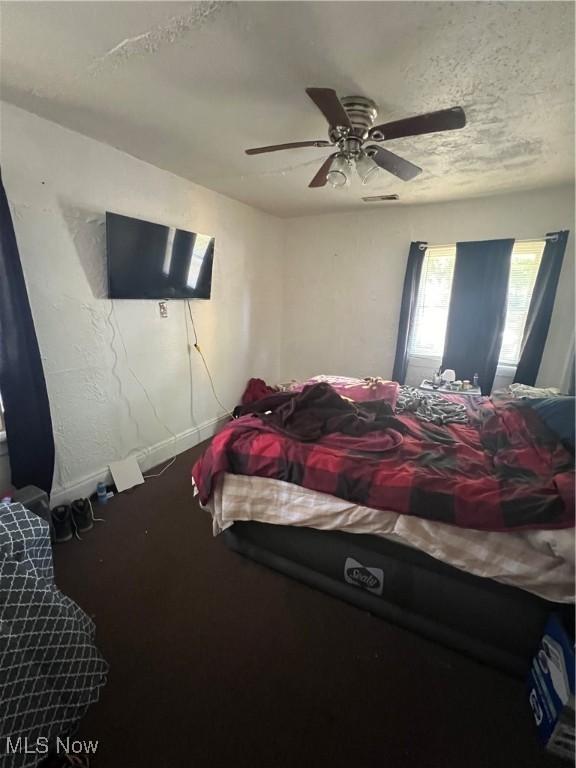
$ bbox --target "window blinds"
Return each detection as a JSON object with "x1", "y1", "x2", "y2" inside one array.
[
  {"x1": 409, "y1": 245, "x2": 456, "y2": 357},
  {"x1": 499, "y1": 240, "x2": 545, "y2": 365}
]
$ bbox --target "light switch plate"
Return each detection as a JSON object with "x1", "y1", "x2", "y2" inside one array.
[{"x1": 158, "y1": 301, "x2": 168, "y2": 318}]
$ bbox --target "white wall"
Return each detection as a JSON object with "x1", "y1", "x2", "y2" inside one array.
[
  {"x1": 281, "y1": 186, "x2": 575, "y2": 390},
  {"x1": 0, "y1": 103, "x2": 284, "y2": 503}
]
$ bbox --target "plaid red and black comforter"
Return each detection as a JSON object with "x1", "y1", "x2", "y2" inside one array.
[{"x1": 192, "y1": 391, "x2": 575, "y2": 532}]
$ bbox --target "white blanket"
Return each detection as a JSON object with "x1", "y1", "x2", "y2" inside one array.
[{"x1": 203, "y1": 473, "x2": 575, "y2": 604}]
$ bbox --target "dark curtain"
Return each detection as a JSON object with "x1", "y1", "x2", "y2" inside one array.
[
  {"x1": 0, "y1": 169, "x2": 55, "y2": 494},
  {"x1": 442, "y1": 239, "x2": 514, "y2": 395},
  {"x1": 391, "y1": 241, "x2": 427, "y2": 383},
  {"x1": 514, "y1": 231, "x2": 569, "y2": 387}
]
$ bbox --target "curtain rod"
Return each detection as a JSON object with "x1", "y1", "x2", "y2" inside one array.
[{"x1": 418, "y1": 234, "x2": 559, "y2": 250}]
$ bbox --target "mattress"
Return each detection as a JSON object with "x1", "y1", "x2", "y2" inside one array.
[
  {"x1": 223, "y1": 520, "x2": 568, "y2": 677},
  {"x1": 205, "y1": 473, "x2": 575, "y2": 603}
]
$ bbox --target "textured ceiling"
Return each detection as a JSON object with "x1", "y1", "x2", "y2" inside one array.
[{"x1": 1, "y1": 1, "x2": 574, "y2": 217}]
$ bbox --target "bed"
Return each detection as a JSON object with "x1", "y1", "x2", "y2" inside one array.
[{"x1": 192, "y1": 377, "x2": 575, "y2": 677}]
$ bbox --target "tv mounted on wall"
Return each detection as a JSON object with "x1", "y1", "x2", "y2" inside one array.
[{"x1": 106, "y1": 212, "x2": 215, "y2": 300}]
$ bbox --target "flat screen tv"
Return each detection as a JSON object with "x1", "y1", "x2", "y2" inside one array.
[{"x1": 106, "y1": 212, "x2": 215, "y2": 299}]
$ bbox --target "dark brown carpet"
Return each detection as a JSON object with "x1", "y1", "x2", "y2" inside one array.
[{"x1": 53, "y1": 443, "x2": 562, "y2": 768}]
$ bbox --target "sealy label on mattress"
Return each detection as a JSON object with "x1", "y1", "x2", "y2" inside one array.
[{"x1": 344, "y1": 557, "x2": 384, "y2": 596}]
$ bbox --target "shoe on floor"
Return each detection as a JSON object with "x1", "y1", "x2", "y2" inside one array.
[
  {"x1": 51, "y1": 505, "x2": 73, "y2": 543},
  {"x1": 71, "y1": 498, "x2": 94, "y2": 534}
]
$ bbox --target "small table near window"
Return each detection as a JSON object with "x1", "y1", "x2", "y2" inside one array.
[{"x1": 419, "y1": 379, "x2": 482, "y2": 397}]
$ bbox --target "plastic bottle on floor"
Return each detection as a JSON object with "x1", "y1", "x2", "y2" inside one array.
[{"x1": 96, "y1": 482, "x2": 108, "y2": 505}]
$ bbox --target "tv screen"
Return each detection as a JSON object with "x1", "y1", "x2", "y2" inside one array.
[{"x1": 106, "y1": 212, "x2": 215, "y2": 299}]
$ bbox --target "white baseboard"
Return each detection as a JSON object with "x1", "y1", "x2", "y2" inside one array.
[{"x1": 50, "y1": 414, "x2": 228, "y2": 506}]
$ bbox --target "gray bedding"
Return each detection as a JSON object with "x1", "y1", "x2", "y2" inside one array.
[{"x1": 0, "y1": 502, "x2": 108, "y2": 767}]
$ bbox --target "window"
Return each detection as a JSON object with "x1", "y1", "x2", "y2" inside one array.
[
  {"x1": 499, "y1": 240, "x2": 545, "y2": 365},
  {"x1": 408, "y1": 240, "x2": 545, "y2": 365},
  {"x1": 409, "y1": 245, "x2": 456, "y2": 357}
]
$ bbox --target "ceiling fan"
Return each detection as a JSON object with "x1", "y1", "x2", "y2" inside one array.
[{"x1": 245, "y1": 88, "x2": 466, "y2": 189}]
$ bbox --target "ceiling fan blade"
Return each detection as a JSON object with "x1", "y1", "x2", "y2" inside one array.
[
  {"x1": 308, "y1": 154, "x2": 338, "y2": 188},
  {"x1": 246, "y1": 140, "x2": 332, "y2": 155},
  {"x1": 306, "y1": 88, "x2": 352, "y2": 129},
  {"x1": 366, "y1": 145, "x2": 422, "y2": 181},
  {"x1": 371, "y1": 107, "x2": 466, "y2": 141}
]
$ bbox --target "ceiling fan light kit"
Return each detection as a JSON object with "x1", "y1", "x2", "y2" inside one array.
[
  {"x1": 326, "y1": 154, "x2": 352, "y2": 188},
  {"x1": 245, "y1": 88, "x2": 466, "y2": 192},
  {"x1": 355, "y1": 152, "x2": 381, "y2": 185}
]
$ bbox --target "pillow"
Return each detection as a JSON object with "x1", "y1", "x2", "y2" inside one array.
[{"x1": 526, "y1": 397, "x2": 575, "y2": 452}]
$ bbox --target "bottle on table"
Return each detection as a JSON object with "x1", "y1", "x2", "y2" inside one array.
[{"x1": 473, "y1": 373, "x2": 479, "y2": 389}]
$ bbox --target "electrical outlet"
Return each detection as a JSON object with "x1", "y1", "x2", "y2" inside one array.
[{"x1": 158, "y1": 301, "x2": 168, "y2": 318}]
